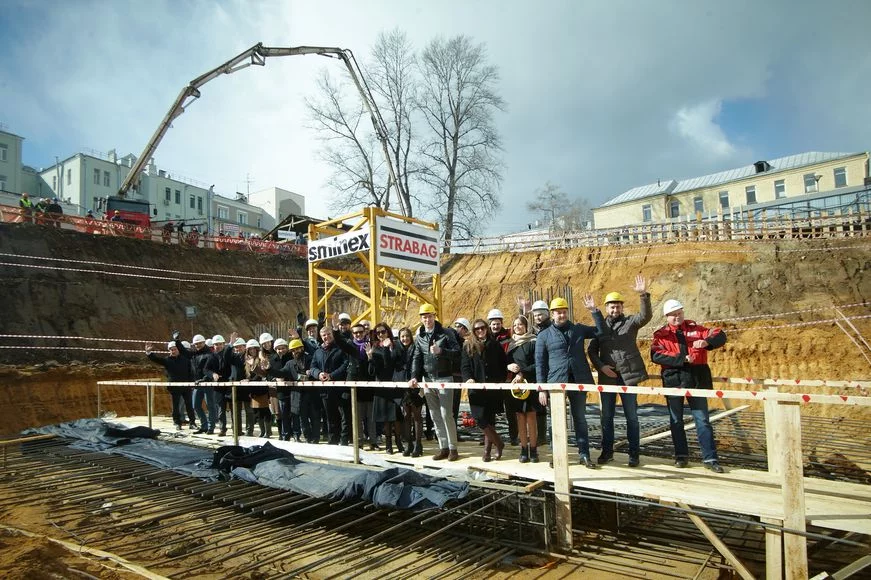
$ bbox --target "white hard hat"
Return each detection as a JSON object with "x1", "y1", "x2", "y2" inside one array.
[
  {"x1": 166, "y1": 341, "x2": 177, "y2": 350},
  {"x1": 531, "y1": 300, "x2": 549, "y2": 312},
  {"x1": 192, "y1": 334, "x2": 206, "y2": 344},
  {"x1": 259, "y1": 332, "x2": 274, "y2": 344},
  {"x1": 453, "y1": 318, "x2": 472, "y2": 333},
  {"x1": 245, "y1": 339, "x2": 260, "y2": 349},
  {"x1": 338, "y1": 312, "x2": 352, "y2": 322},
  {"x1": 663, "y1": 299, "x2": 684, "y2": 316},
  {"x1": 205, "y1": 339, "x2": 213, "y2": 348},
  {"x1": 304, "y1": 318, "x2": 318, "y2": 328},
  {"x1": 232, "y1": 338, "x2": 246, "y2": 347},
  {"x1": 487, "y1": 308, "x2": 504, "y2": 320},
  {"x1": 212, "y1": 334, "x2": 226, "y2": 344},
  {"x1": 181, "y1": 341, "x2": 191, "y2": 349},
  {"x1": 273, "y1": 338, "x2": 288, "y2": 348}
]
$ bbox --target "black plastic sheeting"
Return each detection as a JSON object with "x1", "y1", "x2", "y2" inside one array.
[{"x1": 25, "y1": 419, "x2": 469, "y2": 511}]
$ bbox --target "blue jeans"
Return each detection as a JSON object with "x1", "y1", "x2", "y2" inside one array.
[
  {"x1": 600, "y1": 392, "x2": 640, "y2": 457},
  {"x1": 193, "y1": 386, "x2": 217, "y2": 431},
  {"x1": 567, "y1": 391, "x2": 590, "y2": 457},
  {"x1": 666, "y1": 395, "x2": 718, "y2": 462}
]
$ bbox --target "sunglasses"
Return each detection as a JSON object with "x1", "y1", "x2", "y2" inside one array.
[
  {"x1": 376, "y1": 329, "x2": 389, "y2": 334},
  {"x1": 352, "y1": 330, "x2": 366, "y2": 335},
  {"x1": 473, "y1": 326, "x2": 487, "y2": 331}
]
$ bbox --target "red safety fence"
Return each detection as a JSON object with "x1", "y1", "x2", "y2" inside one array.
[{"x1": 0, "y1": 204, "x2": 306, "y2": 258}]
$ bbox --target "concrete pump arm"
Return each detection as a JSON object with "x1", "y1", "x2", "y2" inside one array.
[{"x1": 118, "y1": 43, "x2": 409, "y2": 217}]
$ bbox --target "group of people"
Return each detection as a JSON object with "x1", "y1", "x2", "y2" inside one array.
[
  {"x1": 145, "y1": 276, "x2": 727, "y2": 473},
  {"x1": 18, "y1": 192, "x2": 64, "y2": 226}
]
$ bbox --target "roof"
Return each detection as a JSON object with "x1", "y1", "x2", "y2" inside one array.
[{"x1": 600, "y1": 151, "x2": 863, "y2": 208}]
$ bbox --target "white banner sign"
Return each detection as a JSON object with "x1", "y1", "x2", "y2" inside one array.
[
  {"x1": 376, "y1": 217, "x2": 440, "y2": 274},
  {"x1": 308, "y1": 229, "x2": 371, "y2": 262}
]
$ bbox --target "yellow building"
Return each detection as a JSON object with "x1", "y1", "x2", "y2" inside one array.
[{"x1": 593, "y1": 152, "x2": 870, "y2": 229}]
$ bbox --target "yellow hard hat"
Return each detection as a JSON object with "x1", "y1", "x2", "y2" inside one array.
[
  {"x1": 549, "y1": 297, "x2": 569, "y2": 310},
  {"x1": 419, "y1": 303, "x2": 436, "y2": 315},
  {"x1": 604, "y1": 292, "x2": 624, "y2": 304},
  {"x1": 511, "y1": 388, "x2": 530, "y2": 400},
  {"x1": 289, "y1": 338, "x2": 304, "y2": 350}
]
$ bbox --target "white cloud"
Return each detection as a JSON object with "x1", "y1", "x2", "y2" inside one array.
[{"x1": 670, "y1": 100, "x2": 736, "y2": 159}]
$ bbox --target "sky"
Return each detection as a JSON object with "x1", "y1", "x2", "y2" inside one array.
[{"x1": 2, "y1": 0, "x2": 870, "y2": 235}]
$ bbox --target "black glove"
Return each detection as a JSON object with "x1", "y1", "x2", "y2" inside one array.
[
  {"x1": 318, "y1": 311, "x2": 326, "y2": 325},
  {"x1": 172, "y1": 330, "x2": 180, "y2": 340},
  {"x1": 296, "y1": 311, "x2": 306, "y2": 326}
]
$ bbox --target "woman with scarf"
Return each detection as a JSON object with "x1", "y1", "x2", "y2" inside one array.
[
  {"x1": 461, "y1": 319, "x2": 508, "y2": 462},
  {"x1": 506, "y1": 315, "x2": 543, "y2": 463},
  {"x1": 243, "y1": 339, "x2": 273, "y2": 438},
  {"x1": 349, "y1": 322, "x2": 378, "y2": 449},
  {"x1": 395, "y1": 327, "x2": 423, "y2": 457},
  {"x1": 370, "y1": 322, "x2": 404, "y2": 454}
]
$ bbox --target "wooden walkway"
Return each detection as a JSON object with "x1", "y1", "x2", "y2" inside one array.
[{"x1": 115, "y1": 414, "x2": 871, "y2": 537}]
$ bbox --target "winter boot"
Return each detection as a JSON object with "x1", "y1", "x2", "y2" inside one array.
[
  {"x1": 530, "y1": 446, "x2": 539, "y2": 463},
  {"x1": 411, "y1": 440, "x2": 423, "y2": 457},
  {"x1": 519, "y1": 446, "x2": 529, "y2": 463}
]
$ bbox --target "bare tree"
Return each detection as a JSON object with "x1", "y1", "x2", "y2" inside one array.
[
  {"x1": 305, "y1": 69, "x2": 389, "y2": 213},
  {"x1": 368, "y1": 28, "x2": 417, "y2": 217},
  {"x1": 528, "y1": 182, "x2": 594, "y2": 233},
  {"x1": 417, "y1": 35, "x2": 505, "y2": 252}
]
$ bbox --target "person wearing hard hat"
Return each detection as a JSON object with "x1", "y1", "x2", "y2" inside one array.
[
  {"x1": 535, "y1": 294, "x2": 605, "y2": 469},
  {"x1": 409, "y1": 303, "x2": 461, "y2": 461},
  {"x1": 487, "y1": 307, "x2": 519, "y2": 446},
  {"x1": 336, "y1": 313, "x2": 353, "y2": 338},
  {"x1": 110, "y1": 209, "x2": 123, "y2": 222},
  {"x1": 228, "y1": 337, "x2": 256, "y2": 436},
  {"x1": 302, "y1": 318, "x2": 321, "y2": 357},
  {"x1": 529, "y1": 300, "x2": 552, "y2": 334},
  {"x1": 145, "y1": 332, "x2": 197, "y2": 431},
  {"x1": 204, "y1": 333, "x2": 239, "y2": 436},
  {"x1": 266, "y1": 338, "x2": 300, "y2": 441},
  {"x1": 289, "y1": 338, "x2": 319, "y2": 443},
  {"x1": 587, "y1": 276, "x2": 651, "y2": 467},
  {"x1": 651, "y1": 299, "x2": 727, "y2": 473},
  {"x1": 190, "y1": 334, "x2": 217, "y2": 434}
]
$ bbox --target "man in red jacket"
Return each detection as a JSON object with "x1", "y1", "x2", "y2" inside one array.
[{"x1": 651, "y1": 299, "x2": 727, "y2": 473}]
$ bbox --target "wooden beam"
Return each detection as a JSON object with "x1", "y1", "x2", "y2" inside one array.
[
  {"x1": 761, "y1": 517, "x2": 783, "y2": 580},
  {"x1": 677, "y1": 501, "x2": 755, "y2": 580},
  {"x1": 549, "y1": 390, "x2": 572, "y2": 549},
  {"x1": 764, "y1": 387, "x2": 781, "y2": 475},
  {"x1": 777, "y1": 401, "x2": 808, "y2": 580}
]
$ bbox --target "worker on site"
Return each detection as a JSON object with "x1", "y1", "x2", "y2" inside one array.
[
  {"x1": 651, "y1": 299, "x2": 727, "y2": 473},
  {"x1": 145, "y1": 332, "x2": 198, "y2": 431},
  {"x1": 587, "y1": 275, "x2": 651, "y2": 467},
  {"x1": 409, "y1": 303, "x2": 461, "y2": 461},
  {"x1": 535, "y1": 294, "x2": 605, "y2": 468}
]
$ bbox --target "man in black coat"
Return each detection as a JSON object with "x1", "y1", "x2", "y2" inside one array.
[{"x1": 146, "y1": 333, "x2": 197, "y2": 430}]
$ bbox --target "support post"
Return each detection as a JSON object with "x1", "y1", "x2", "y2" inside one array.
[
  {"x1": 146, "y1": 385, "x2": 153, "y2": 429},
  {"x1": 232, "y1": 385, "x2": 239, "y2": 447},
  {"x1": 97, "y1": 383, "x2": 102, "y2": 418},
  {"x1": 761, "y1": 517, "x2": 783, "y2": 580},
  {"x1": 351, "y1": 386, "x2": 359, "y2": 464},
  {"x1": 549, "y1": 389, "x2": 572, "y2": 549},
  {"x1": 776, "y1": 401, "x2": 808, "y2": 579},
  {"x1": 764, "y1": 387, "x2": 781, "y2": 475}
]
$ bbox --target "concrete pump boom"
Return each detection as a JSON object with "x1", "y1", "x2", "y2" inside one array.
[{"x1": 117, "y1": 43, "x2": 410, "y2": 217}]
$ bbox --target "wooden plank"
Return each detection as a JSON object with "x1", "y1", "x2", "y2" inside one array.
[
  {"x1": 676, "y1": 501, "x2": 754, "y2": 580},
  {"x1": 764, "y1": 387, "x2": 781, "y2": 475},
  {"x1": 549, "y1": 390, "x2": 572, "y2": 549},
  {"x1": 777, "y1": 401, "x2": 808, "y2": 580},
  {"x1": 761, "y1": 517, "x2": 783, "y2": 580}
]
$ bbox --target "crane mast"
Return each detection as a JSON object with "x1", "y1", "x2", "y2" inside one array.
[{"x1": 117, "y1": 43, "x2": 410, "y2": 217}]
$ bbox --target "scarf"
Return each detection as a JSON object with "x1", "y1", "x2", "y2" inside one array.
[{"x1": 511, "y1": 332, "x2": 536, "y2": 348}]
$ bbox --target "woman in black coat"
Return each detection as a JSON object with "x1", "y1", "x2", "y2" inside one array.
[
  {"x1": 370, "y1": 322, "x2": 404, "y2": 454},
  {"x1": 394, "y1": 327, "x2": 423, "y2": 457},
  {"x1": 506, "y1": 316, "x2": 544, "y2": 463},
  {"x1": 461, "y1": 319, "x2": 507, "y2": 461}
]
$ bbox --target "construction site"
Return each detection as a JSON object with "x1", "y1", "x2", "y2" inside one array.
[{"x1": 0, "y1": 199, "x2": 870, "y2": 579}]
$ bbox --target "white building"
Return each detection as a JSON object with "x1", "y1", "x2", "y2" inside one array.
[{"x1": 0, "y1": 125, "x2": 24, "y2": 194}]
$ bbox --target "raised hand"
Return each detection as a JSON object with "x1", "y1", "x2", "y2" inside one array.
[
  {"x1": 583, "y1": 293, "x2": 597, "y2": 311},
  {"x1": 633, "y1": 275, "x2": 648, "y2": 293}
]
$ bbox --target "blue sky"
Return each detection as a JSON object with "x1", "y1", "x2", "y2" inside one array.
[{"x1": 2, "y1": 0, "x2": 869, "y2": 235}]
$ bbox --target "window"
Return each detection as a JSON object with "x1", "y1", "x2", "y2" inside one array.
[
  {"x1": 745, "y1": 185, "x2": 756, "y2": 205},
  {"x1": 774, "y1": 179, "x2": 786, "y2": 199},
  {"x1": 719, "y1": 191, "x2": 729, "y2": 209},
  {"x1": 66, "y1": 168, "x2": 71, "y2": 185},
  {"x1": 0, "y1": 175, "x2": 6, "y2": 191},
  {"x1": 164, "y1": 187, "x2": 171, "y2": 201},
  {"x1": 804, "y1": 173, "x2": 818, "y2": 193},
  {"x1": 668, "y1": 199, "x2": 680, "y2": 218},
  {"x1": 0, "y1": 144, "x2": 7, "y2": 161},
  {"x1": 218, "y1": 206, "x2": 229, "y2": 220},
  {"x1": 93, "y1": 168, "x2": 100, "y2": 185},
  {"x1": 641, "y1": 204, "x2": 652, "y2": 222},
  {"x1": 103, "y1": 170, "x2": 110, "y2": 187},
  {"x1": 189, "y1": 194, "x2": 195, "y2": 209},
  {"x1": 174, "y1": 189, "x2": 180, "y2": 204},
  {"x1": 197, "y1": 197, "x2": 203, "y2": 213},
  {"x1": 257, "y1": 218, "x2": 261, "y2": 228},
  {"x1": 834, "y1": 167, "x2": 847, "y2": 188},
  {"x1": 238, "y1": 211, "x2": 248, "y2": 225},
  {"x1": 693, "y1": 197, "x2": 704, "y2": 214}
]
